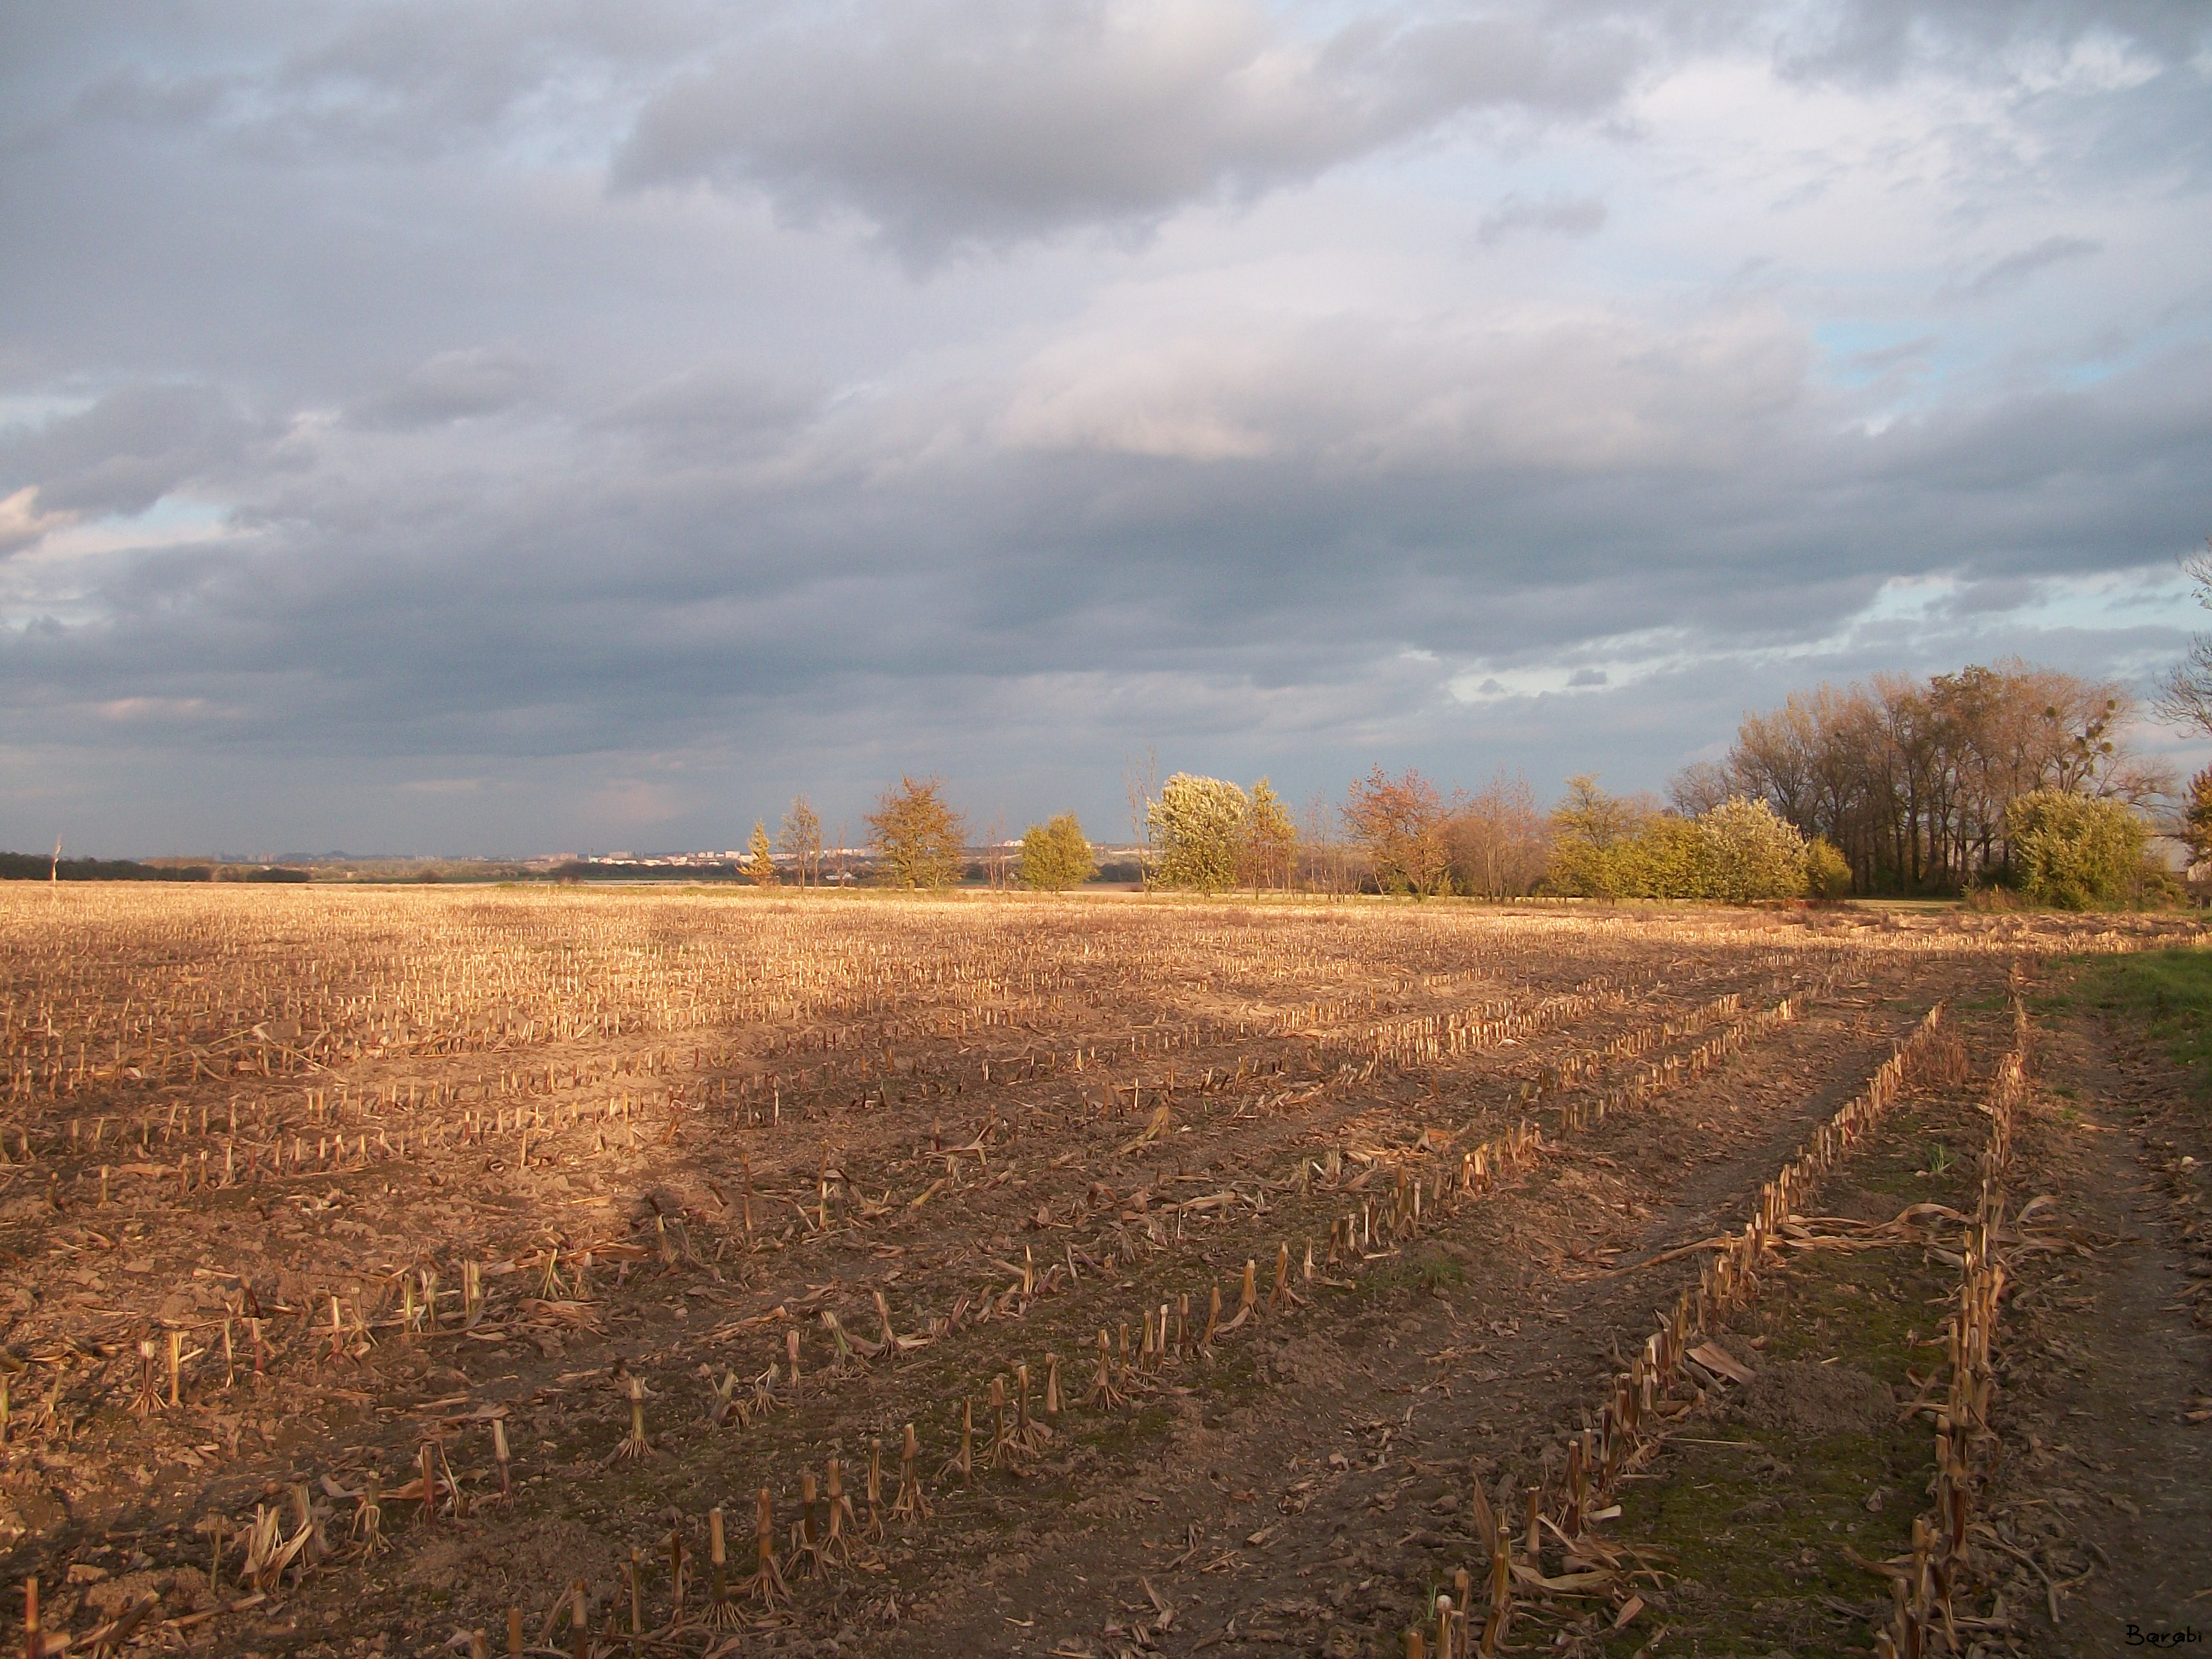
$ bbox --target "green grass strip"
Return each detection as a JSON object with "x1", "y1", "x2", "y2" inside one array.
[{"x1": 2053, "y1": 947, "x2": 2212, "y2": 1093}]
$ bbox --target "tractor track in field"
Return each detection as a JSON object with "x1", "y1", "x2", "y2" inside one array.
[{"x1": 889, "y1": 959, "x2": 1984, "y2": 1659}]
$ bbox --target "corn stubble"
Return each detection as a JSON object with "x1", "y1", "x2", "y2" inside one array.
[{"x1": 0, "y1": 884, "x2": 2170, "y2": 1654}]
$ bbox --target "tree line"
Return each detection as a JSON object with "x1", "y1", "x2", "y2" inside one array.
[
  {"x1": 1673, "y1": 659, "x2": 2171, "y2": 895},
  {"x1": 744, "y1": 644, "x2": 2200, "y2": 910}
]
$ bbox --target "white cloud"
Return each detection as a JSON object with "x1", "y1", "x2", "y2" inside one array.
[
  {"x1": 993, "y1": 295, "x2": 1811, "y2": 472},
  {"x1": 0, "y1": 487, "x2": 74, "y2": 557}
]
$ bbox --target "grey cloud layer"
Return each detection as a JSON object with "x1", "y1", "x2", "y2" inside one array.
[
  {"x1": 1780, "y1": 0, "x2": 2212, "y2": 82},
  {"x1": 1949, "y1": 235, "x2": 2102, "y2": 301},
  {"x1": 1, "y1": 1, "x2": 2207, "y2": 854},
  {"x1": 0, "y1": 385, "x2": 260, "y2": 517},
  {"x1": 611, "y1": 1, "x2": 1648, "y2": 257},
  {"x1": 1477, "y1": 191, "x2": 1606, "y2": 246},
  {"x1": 11, "y1": 321, "x2": 2203, "y2": 744},
  {"x1": 350, "y1": 347, "x2": 553, "y2": 429}
]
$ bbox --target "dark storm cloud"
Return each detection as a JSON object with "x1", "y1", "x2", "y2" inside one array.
[
  {"x1": 12, "y1": 328, "x2": 2204, "y2": 766},
  {"x1": 610, "y1": 1, "x2": 1648, "y2": 258}
]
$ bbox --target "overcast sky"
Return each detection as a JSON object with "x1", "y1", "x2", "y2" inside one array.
[{"x1": 4, "y1": 1, "x2": 2210, "y2": 857}]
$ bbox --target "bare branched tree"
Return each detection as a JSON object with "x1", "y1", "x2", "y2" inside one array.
[
  {"x1": 1122, "y1": 746, "x2": 1158, "y2": 891},
  {"x1": 2155, "y1": 540, "x2": 2212, "y2": 739},
  {"x1": 779, "y1": 796, "x2": 823, "y2": 889},
  {"x1": 1715, "y1": 658, "x2": 2171, "y2": 892},
  {"x1": 1448, "y1": 769, "x2": 1549, "y2": 898}
]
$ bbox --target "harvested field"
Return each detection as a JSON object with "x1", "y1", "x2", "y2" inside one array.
[{"x1": 0, "y1": 886, "x2": 2201, "y2": 1658}]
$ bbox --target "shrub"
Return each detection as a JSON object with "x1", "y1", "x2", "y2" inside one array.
[
  {"x1": 2006, "y1": 788, "x2": 2146, "y2": 909},
  {"x1": 1542, "y1": 776, "x2": 1646, "y2": 898},
  {"x1": 1699, "y1": 796, "x2": 1808, "y2": 900},
  {"x1": 2135, "y1": 865, "x2": 2190, "y2": 909},
  {"x1": 1544, "y1": 790, "x2": 1808, "y2": 902},
  {"x1": 1018, "y1": 813, "x2": 1095, "y2": 891},
  {"x1": 1804, "y1": 836, "x2": 1853, "y2": 899},
  {"x1": 1607, "y1": 816, "x2": 1712, "y2": 899}
]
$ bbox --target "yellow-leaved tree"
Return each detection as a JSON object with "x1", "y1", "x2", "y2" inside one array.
[
  {"x1": 868, "y1": 776, "x2": 967, "y2": 889},
  {"x1": 746, "y1": 822, "x2": 778, "y2": 887}
]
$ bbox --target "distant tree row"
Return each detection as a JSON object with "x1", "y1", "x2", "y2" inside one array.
[
  {"x1": 731, "y1": 649, "x2": 2187, "y2": 909},
  {"x1": 0, "y1": 853, "x2": 308, "y2": 883}
]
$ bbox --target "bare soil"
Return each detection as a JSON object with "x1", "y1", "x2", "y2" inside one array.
[
  {"x1": 1990, "y1": 992, "x2": 2212, "y2": 1651},
  {"x1": 0, "y1": 887, "x2": 2198, "y2": 1658}
]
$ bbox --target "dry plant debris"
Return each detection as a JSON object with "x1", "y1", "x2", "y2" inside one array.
[{"x1": 0, "y1": 885, "x2": 2193, "y2": 1656}]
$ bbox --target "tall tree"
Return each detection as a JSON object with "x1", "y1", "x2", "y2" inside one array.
[
  {"x1": 1667, "y1": 761, "x2": 1734, "y2": 818},
  {"x1": 2156, "y1": 540, "x2": 2212, "y2": 738},
  {"x1": 1448, "y1": 769, "x2": 1549, "y2": 898},
  {"x1": 1342, "y1": 766, "x2": 1451, "y2": 895},
  {"x1": 779, "y1": 795, "x2": 822, "y2": 888},
  {"x1": 983, "y1": 811, "x2": 1011, "y2": 891},
  {"x1": 1149, "y1": 774, "x2": 1248, "y2": 892},
  {"x1": 1123, "y1": 747, "x2": 1159, "y2": 891},
  {"x1": 1299, "y1": 788, "x2": 1348, "y2": 896},
  {"x1": 745, "y1": 821, "x2": 778, "y2": 887},
  {"x1": 1239, "y1": 778, "x2": 1298, "y2": 890},
  {"x1": 1719, "y1": 659, "x2": 2169, "y2": 894},
  {"x1": 867, "y1": 776, "x2": 967, "y2": 889}
]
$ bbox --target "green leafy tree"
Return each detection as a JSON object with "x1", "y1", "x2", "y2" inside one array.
[
  {"x1": 868, "y1": 776, "x2": 968, "y2": 889},
  {"x1": 1805, "y1": 836, "x2": 1854, "y2": 899},
  {"x1": 1018, "y1": 813, "x2": 1095, "y2": 891},
  {"x1": 1606, "y1": 815, "x2": 1712, "y2": 899},
  {"x1": 745, "y1": 821, "x2": 779, "y2": 887},
  {"x1": 1239, "y1": 778, "x2": 1298, "y2": 889},
  {"x1": 1543, "y1": 775, "x2": 1647, "y2": 898},
  {"x1": 1697, "y1": 796, "x2": 1809, "y2": 900},
  {"x1": 2006, "y1": 788, "x2": 2147, "y2": 909},
  {"x1": 1149, "y1": 773, "x2": 1248, "y2": 892}
]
